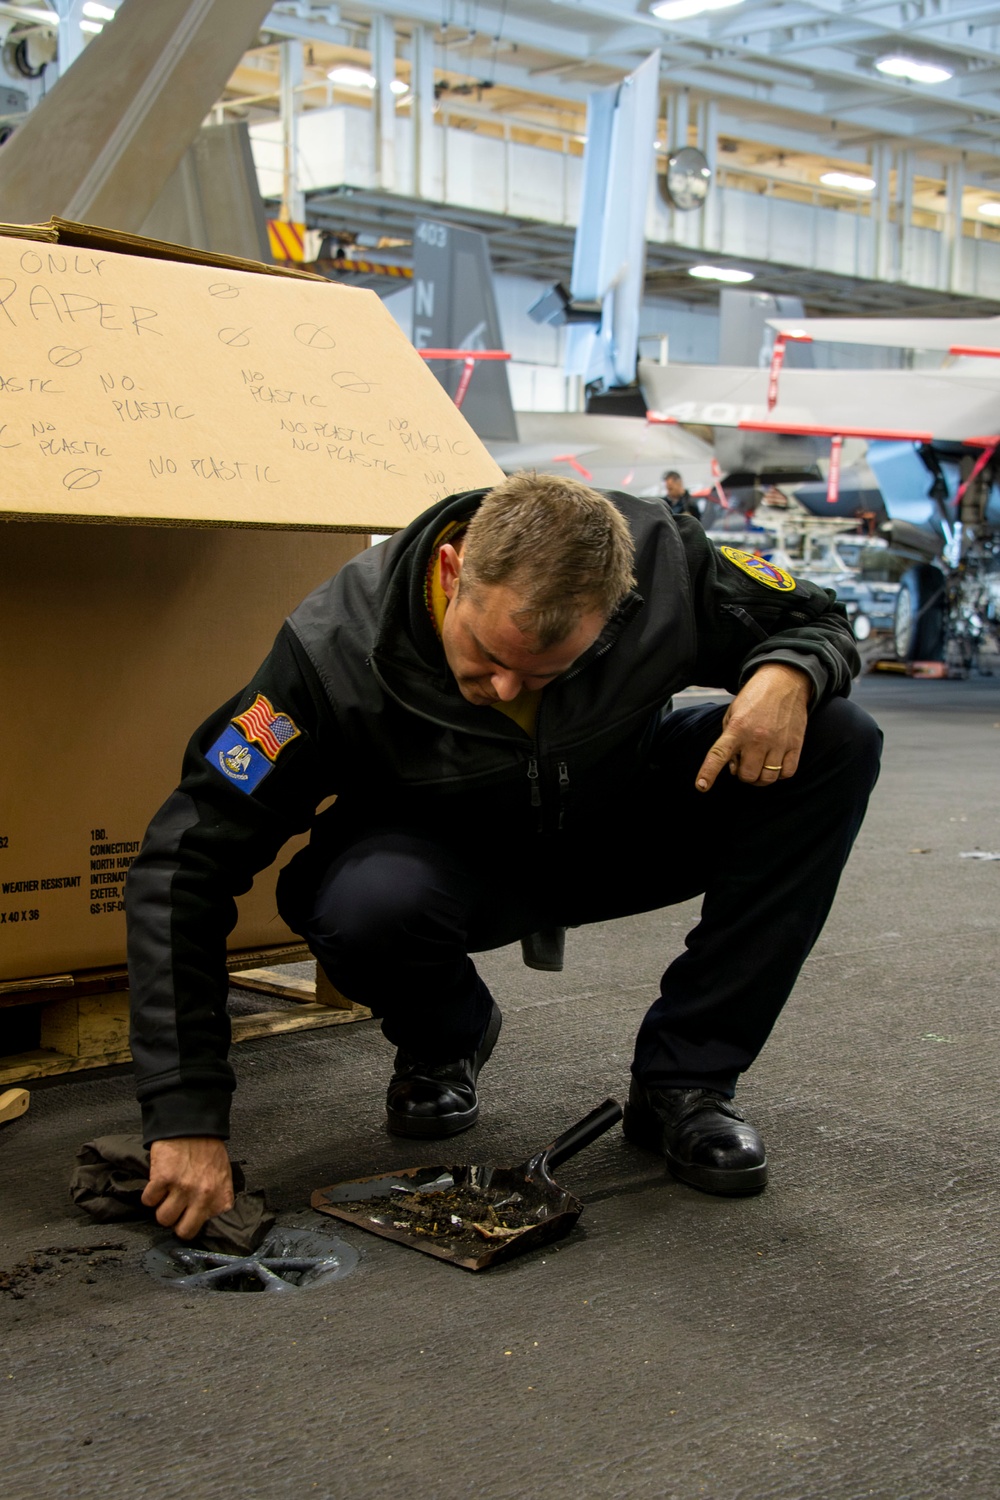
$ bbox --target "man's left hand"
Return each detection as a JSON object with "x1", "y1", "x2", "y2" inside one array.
[{"x1": 695, "y1": 663, "x2": 812, "y2": 792}]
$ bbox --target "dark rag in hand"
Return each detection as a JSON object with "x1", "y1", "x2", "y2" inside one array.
[{"x1": 69, "y1": 1134, "x2": 276, "y2": 1254}]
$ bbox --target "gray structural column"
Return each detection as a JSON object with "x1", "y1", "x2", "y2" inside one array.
[
  {"x1": 697, "y1": 96, "x2": 719, "y2": 254},
  {"x1": 371, "y1": 12, "x2": 396, "y2": 191},
  {"x1": 661, "y1": 89, "x2": 675, "y2": 242},
  {"x1": 668, "y1": 89, "x2": 694, "y2": 249},
  {"x1": 873, "y1": 143, "x2": 892, "y2": 281},
  {"x1": 945, "y1": 157, "x2": 965, "y2": 293},
  {"x1": 50, "y1": 0, "x2": 87, "y2": 76},
  {"x1": 895, "y1": 148, "x2": 914, "y2": 282},
  {"x1": 0, "y1": 0, "x2": 274, "y2": 229},
  {"x1": 411, "y1": 24, "x2": 435, "y2": 201},
  {"x1": 280, "y1": 38, "x2": 305, "y2": 224}
]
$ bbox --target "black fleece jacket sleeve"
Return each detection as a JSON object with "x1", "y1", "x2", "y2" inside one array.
[
  {"x1": 126, "y1": 626, "x2": 342, "y2": 1146},
  {"x1": 675, "y1": 515, "x2": 860, "y2": 700}
]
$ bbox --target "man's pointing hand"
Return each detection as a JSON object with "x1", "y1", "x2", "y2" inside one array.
[{"x1": 696, "y1": 663, "x2": 812, "y2": 792}]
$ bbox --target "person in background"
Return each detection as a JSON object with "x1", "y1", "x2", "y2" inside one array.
[{"x1": 663, "y1": 470, "x2": 701, "y2": 521}]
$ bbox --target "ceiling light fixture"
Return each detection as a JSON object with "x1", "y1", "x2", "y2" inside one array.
[
  {"x1": 78, "y1": 18, "x2": 103, "y2": 32},
  {"x1": 651, "y1": 0, "x2": 744, "y2": 22},
  {"x1": 82, "y1": 2, "x2": 116, "y2": 18},
  {"x1": 820, "y1": 170, "x2": 876, "y2": 192},
  {"x1": 327, "y1": 67, "x2": 410, "y2": 93},
  {"x1": 875, "y1": 55, "x2": 953, "y2": 85},
  {"x1": 978, "y1": 202, "x2": 1000, "y2": 219},
  {"x1": 327, "y1": 66, "x2": 376, "y2": 88},
  {"x1": 688, "y1": 264, "x2": 754, "y2": 283}
]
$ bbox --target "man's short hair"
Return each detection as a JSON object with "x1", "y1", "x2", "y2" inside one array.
[
  {"x1": 663, "y1": 470, "x2": 683, "y2": 484},
  {"x1": 460, "y1": 471, "x2": 636, "y2": 648}
]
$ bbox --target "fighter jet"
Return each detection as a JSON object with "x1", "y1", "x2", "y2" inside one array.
[
  {"x1": 639, "y1": 360, "x2": 1000, "y2": 447},
  {"x1": 485, "y1": 409, "x2": 716, "y2": 497},
  {"x1": 640, "y1": 324, "x2": 1000, "y2": 672}
]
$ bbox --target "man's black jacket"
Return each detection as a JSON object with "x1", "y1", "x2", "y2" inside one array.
[{"x1": 126, "y1": 487, "x2": 860, "y2": 1144}]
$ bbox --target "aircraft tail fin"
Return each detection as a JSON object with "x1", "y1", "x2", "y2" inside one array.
[{"x1": 412, "y1": 216, "x2": 518, "y2": 442}]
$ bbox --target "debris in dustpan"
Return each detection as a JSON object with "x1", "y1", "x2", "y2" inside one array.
[
  {"x1": 312, "y1": 1097, "x2": 623, "y2": 1272},
  {"x1": 145, "y1": 1225, "x2": 358, "y2": 1293},
  {"x1": 339, "y1": 1182, "x2": 549, "y2": 1248}
]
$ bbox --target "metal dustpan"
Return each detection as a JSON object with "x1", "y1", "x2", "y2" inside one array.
[{"x1": 311, "y1": 1097, "x2": 623, "y2": 1271}]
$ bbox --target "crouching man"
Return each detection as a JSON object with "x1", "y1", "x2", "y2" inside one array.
[{"x1": 126, "y1": 473, "x2": 881, "y2": 1239}]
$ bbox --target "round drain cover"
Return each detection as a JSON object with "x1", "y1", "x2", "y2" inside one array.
[{"x1": 145, "y1": 1226, "x2": 359, "y2": 1293}]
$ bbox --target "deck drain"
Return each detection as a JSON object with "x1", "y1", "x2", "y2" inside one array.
[{"x1": 145, "y1": 1226, "x2": 358, "y2": 1293}]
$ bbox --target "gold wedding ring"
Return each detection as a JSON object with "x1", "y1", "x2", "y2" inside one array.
[{"x1": 764, "y1": 764, "x2": 783, "y2": 771}]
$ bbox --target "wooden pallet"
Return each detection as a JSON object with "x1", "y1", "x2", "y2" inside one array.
[{"x1": 0, "y1": 950, "x2": 370, "y2": 1086}]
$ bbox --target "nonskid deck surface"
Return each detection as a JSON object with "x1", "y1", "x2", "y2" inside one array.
[{"x1": 2, "y1": 673, "x2": 998, "y2": 1500}]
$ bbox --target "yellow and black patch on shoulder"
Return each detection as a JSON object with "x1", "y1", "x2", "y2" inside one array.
[{"x1": 720, "y1": 546, "x2": 796, "y2": 592}]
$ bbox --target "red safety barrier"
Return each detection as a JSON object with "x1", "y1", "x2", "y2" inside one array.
[
  {"x1": 551, "y1": 454, "x2": 594, "y2": 481},
  {"x1": 954, "y1": 437, "x2": 1000, "y2": 506},
  {"x1": 948, "y1": 345, "x2": 1000, "y2": 359},
  {"x1": 826, "y1": 434, "x2": 843, "y2": 504},
  {"x1": 418, "y1": 349, "x2": 512, "y2": 359},
  {"x1": 418, "y1": 349, "x2": 512, "y2": 409},
  {"x1": 710, "y1": 456, "x2": 730, "y2": 510},
  {"x1": 766, "y1": 332, "x2": 813, "y2": 412}
]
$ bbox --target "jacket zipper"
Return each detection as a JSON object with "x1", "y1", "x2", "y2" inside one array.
[
  {"x1": 557, "y1": 760, "x2": 570, "y2": 829},
  {"x1": 560, "y1": 613, "x2": 631, "y2": 683},
  {"x1": 720, "y1": 602, "x2": 769, "y2": 643}
]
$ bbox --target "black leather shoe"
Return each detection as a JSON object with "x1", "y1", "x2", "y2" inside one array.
[
  {"x1": 623, "y1": 1079, "x2": 768, "y2": 1195},
  {"x1": 385, "y1": 1002, "x2": 502, "y2": 1139}
]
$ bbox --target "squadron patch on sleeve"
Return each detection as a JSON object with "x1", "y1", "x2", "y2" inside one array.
[{"x1": 720, "y1": 546, "x2": 796, "y2": 592}]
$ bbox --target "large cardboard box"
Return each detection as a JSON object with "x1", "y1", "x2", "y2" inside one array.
[
  {"x1": 0, "y1": 522, "x2": 364, "y2": 980},
  {"x1": 0, "y1": 228, "x2": 502, "y2": 983}
]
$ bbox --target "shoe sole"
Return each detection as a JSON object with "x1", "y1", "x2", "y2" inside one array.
[
  {"x1": 386, "y1": 1102, "x2": 479, "y2": 1139},
  {"x1": 385, "y1": 1003, "x2": 503, "y2": 1140},
  {"x1": 622, "y1": 1102, "x2": 768, "y2": 1197}
]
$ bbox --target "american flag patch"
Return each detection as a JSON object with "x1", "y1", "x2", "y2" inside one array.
[{"x1": 231, "y1": 694, "x2": 301, "y2": 762}]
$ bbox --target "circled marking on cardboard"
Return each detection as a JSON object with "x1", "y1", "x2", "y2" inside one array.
[
  {"x1": 208, "y1": 283, "x2": 240, "y2": 299},
  {"x1": 218, "y1": 327, "x2": 252, "y2": 347},
  {"x1": 63, "y1": 466, "x2": 102, "y2": 490},
  {"x1": 49, "y1": 345, "x2": 87, "y2": 367},
  {"x1": 332, "y1": 371, "x2": 374, "y2": 393},
  {"x1": 294, "y1": 323, "x2": 337, "y2": 350}
]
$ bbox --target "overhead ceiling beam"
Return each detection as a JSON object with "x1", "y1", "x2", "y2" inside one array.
[
  {"x1": 258, "y1": 0, "x2": 1000, "y2": 162},
  {"x1": 767, "y1": 23, "x2": 1000, "y2": 66},
  {"x1": 260, "y1": 9, "x2": 349, "y2": 46},
  {"x1": 336, "y1": 0, "x2": 594, "y2": 58},
  {"x1": 713, "y1": 108, "x2": 873, "y2": 157}
]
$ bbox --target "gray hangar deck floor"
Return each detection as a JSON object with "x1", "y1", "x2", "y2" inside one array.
[{"x1": 1, "y1": 674, "x2": 998, "y2": 1500}]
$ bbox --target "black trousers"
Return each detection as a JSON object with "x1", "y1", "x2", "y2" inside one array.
[{"x1": 291, "y1": 698, "x2": 882, "y2": 1095}]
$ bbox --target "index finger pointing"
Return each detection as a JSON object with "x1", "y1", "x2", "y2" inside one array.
[{"x1": 696, "y1": 732, "x2": 738, "y2": 792}]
